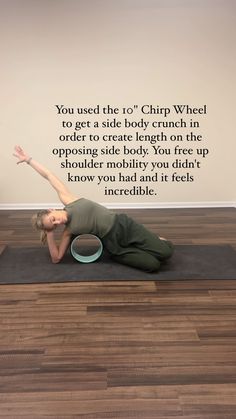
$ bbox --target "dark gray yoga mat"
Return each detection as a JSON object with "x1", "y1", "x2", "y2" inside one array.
[{"x1": 0, "y1": 244, "x2": 236, "y2": 284}]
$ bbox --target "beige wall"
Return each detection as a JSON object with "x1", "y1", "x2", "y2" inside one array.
[{"x1": 1, "y1": 0, "x2": 235, "y2": 207}]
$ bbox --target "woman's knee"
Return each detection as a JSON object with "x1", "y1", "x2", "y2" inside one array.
[
  {"x1": 131, "y1": 253, "x2": 161, "y2": 273},
  {"x1": 144, "y1": 257, "x2": 161, "y2": 273}
]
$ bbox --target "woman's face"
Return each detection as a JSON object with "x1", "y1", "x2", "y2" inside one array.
[{"x1": 42, "y1": 210, "x2": 67, "y2": 230}]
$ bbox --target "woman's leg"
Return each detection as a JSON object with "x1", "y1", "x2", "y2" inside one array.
[
  {"x1": 111, "y1": 247, "x2": 161, "y2": 273},
  {"x1": 124, "y1": 217, "x2": 174, "y2": 261},
  {"x1": 102, "y1": 213, "x2": 174, "y2": 272}
]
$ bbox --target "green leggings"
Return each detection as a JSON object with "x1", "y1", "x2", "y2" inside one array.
[{"x1": 102, "y1": 213, "x2": 174, "y2": 272}]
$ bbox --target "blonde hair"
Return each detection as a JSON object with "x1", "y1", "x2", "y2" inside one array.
[{"x1": 31, "y1": 210, "x2": 52, "y2": 244}]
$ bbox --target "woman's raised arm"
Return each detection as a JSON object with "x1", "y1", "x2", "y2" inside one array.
[{"x1": 13, "y1": 145, "x2": 77, "y2": 205}]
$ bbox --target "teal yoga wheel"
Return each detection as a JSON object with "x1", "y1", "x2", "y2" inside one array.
[{"x1": 70, "y1": 234, "x2": 103, "y2": 263}]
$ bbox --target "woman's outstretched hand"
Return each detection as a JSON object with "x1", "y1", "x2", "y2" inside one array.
[{"x1": 13, "y1": 145, "x2": 30, "y2": 164}]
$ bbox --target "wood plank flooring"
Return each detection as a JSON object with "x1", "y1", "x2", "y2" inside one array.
[{"x1": 0, "y1": 207, "x2": 236, "y2": 418}]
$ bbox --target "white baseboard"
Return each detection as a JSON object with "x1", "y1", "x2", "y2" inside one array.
[
  {"x1": 0, "y1": 201, "x2": 235, "y2": 210},
  {"x1": 105, "y1": 201, "x2": 236, "y2": 209}
]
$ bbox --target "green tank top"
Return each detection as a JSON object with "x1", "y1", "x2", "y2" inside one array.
[{"x1": 64, "y1": 198, "x2": 115, "y2": 237}]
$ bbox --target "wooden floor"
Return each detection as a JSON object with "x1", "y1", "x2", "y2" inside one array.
[{"x1": 0, "y1": 207, "x2": 236, "y2": 418}]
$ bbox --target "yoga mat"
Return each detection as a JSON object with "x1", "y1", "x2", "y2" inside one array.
[{"x1": 0, "y1": 245, "x2": 236, "y2": 284}]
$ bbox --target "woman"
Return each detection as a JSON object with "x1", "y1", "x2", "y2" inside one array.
[{"x1": 13, "y1": 145, "x2": 174, "y2": 272}]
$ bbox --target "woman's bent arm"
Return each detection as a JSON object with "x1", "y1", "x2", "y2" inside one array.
[{"x1": 46, "y1": 229, "x2": 72, "y2": 263}]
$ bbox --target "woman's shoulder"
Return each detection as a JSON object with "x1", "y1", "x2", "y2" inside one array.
[{"x1": 64, "y1": 197, "x2": 84, "y2": 208}]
